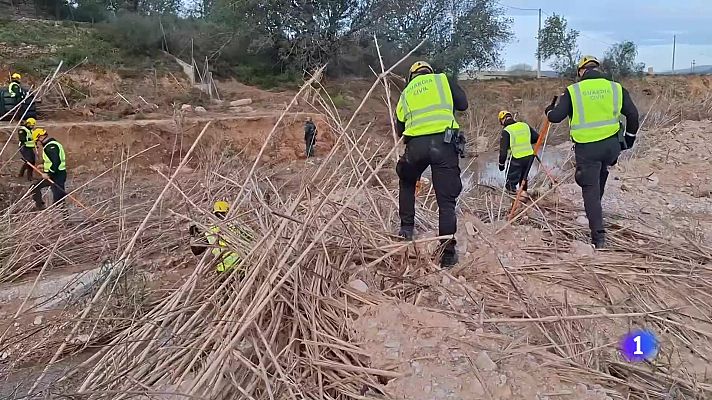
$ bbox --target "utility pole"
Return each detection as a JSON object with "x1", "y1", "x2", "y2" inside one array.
[
  {"x1": 672, "y1": 35, "x2": 676, "y2": 74},
  {"x1": 692, "y1": 59, "x2": 696, "y2": 73},
  {"x1": 537, "y1": 8, "x2": 542, "y2": 78}
]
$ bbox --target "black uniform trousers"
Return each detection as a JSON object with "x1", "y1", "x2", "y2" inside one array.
[
  {"x1": 506, "y1": 155, "x2": 534, "y2": 192},
  {"x1": 305, "y1": 134, "x2": 316, "y2": 157},
  {"x1": 574, "y1": 134, "x2": 620, "y2": 243},
  {"x1": 18, "y1": 147, "x2": 35, "y2": 180},
  {"x1": 32, "y1": 170, "x2": 67, "y2": 207},
  {"x1": 397, "y1": 133, "x2": 462, "y2": 238}
]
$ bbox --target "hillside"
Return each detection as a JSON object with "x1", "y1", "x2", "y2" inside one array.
[{"x1": 2, "y1": 18, "x2": 712, "y2": 400}]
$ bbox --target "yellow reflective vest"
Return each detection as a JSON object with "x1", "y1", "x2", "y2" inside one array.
[
  {"x1": 567, "y1": 78, "x2": 623, "y2": 144},
  {"x1": 20, "y1": 126, "x2": 34, "y2": 148},
  {"x1": 42, "y1": 140, "x2": 66, "y2": 173},
  {"x1": 8, "y1": 81, "x2": 21, "y2": 98},
  {"x1": 396, "y1": 73, "x2": 459, "y2": 137},
  {"x1": 504, "y1": 122, "x2": 534, "y2": 159},
  {"x1": 205, "y1": 224, "x2": 253, "y2": 273}
]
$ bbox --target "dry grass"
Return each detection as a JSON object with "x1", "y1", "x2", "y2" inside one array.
[{"x1": 2, "y1": 55, "x2": 712, "y2": 399}]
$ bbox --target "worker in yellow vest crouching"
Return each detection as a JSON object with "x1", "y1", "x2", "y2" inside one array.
[{"x1": 190, "y1": 200, "x2": 252, "y2": 273}]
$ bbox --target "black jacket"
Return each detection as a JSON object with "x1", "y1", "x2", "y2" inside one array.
[
  {"x1": 546, "y1": 70, "x2": 639, "y2": 139},
  {"x1": 304, "y1": 121, "x2": 316, "y2": 140},
  {"x1": 395, "y1": 75, "x2": 469, "y2": 136},
  {"x1": 18, "y1": 125, "x2": 32, "y2": 147},
  {"x1": 498, "y1": 120, "x2": 539, "y2": 165},
  {"x1": 42, "y1": 137, "x2": 63, "y2": 174}
]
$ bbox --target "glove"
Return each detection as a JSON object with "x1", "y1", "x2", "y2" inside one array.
[
  {"x1": 189, "y1": 224, "x2": 199, "y2": 236},
  {"x1": 544, "y1": 103, "x2": 555, "y2": 116},
  {"x1": 498, "y1": 163, "x2": 505, "y2": 172}
]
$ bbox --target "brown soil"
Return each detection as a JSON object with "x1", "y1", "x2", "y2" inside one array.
[{"x1": 3, "y1": 64, "x2": 712, "y2": 399}]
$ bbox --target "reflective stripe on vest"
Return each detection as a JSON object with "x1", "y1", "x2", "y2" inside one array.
[
  {"x1": 42, "y1": 140, "x2": 66, "y2": 173},
  {"x1": 504, "y1": 122, "x2": 534, "y2": 158},
  {"x1": 568, "y1": 79, "x2": 623, "y2": 144},
  {"x1": 8, "y1": 82, "x2": 19, "y2": 97},
  {"x1": 396, "y1": 73, "x2": 459, "y2": 137},
  {"x1": 20, "y1": 126, "x2": 34, "y2": 148},
  {"x1": 206, "y1": 225, "x2": 240, "y2": 273}
]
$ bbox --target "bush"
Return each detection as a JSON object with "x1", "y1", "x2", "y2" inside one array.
[
  {"x1": 97, "y1": 12, "x2": 166, "y2": 55},
  {"x1": 330, "y1": 93, "x2": 350, "y2": 108},
  {"x1": 96, "y1": 14, "x2": 298, "y2": 88}
]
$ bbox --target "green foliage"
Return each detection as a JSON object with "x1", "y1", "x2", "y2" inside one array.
[
  {"x1": 9, "y1": 0, "x2": 514, "y2": 83},
  {"x1": 508, "y1": 63, "x2": 533, "y2": 72},
  {"x1": 370, "y1": 0, "x2": 512, "y2": 74},
  {"x1": 0, "y1": 18, "x2": 169, "y2": 76},
  {"x1": 601, "y1": 41, "x2": 645, "y2": 79},
  {"x1": 330, "y1": 93, "x2": 350, "y2": 108},
  {"x1": 97, "y1": 12, "x2": 167, "y2": 55},
  {"x1": 537, "y1": 13, "x2": 580, "y2": 77}
]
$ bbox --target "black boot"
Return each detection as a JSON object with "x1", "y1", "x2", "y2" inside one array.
[
  {"x1": 398, "y1": 226, "x2": 414, "y2": 241},
  {"x1": 592, "y1": 230, "x2": 606, "y2": 249},
  {"x1": 439, "y1": 239, "x2": 458, "y2": 268}
]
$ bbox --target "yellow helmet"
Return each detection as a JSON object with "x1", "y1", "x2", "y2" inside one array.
[
  {"x1": 31, "y1": 128, "x2": 46, "y2": 142},
  {"x1": 409, "y1": 61, "x2": 433, "y2": 80},
  {"x1": 11, "y1": 73, "x2": 21, "y2": 80},
  {"x1": 213, "y1": 200, "x2": 230, "y2": 213},
  {"x1": 577, "y1": 55, "x2": 600, "y2": 70},
  {"x1": 25, "y1": 117, "x2": 36, "y2": 127},
  {"x1": 498, "y1": 110, "x2": 513, "y2": 123}
]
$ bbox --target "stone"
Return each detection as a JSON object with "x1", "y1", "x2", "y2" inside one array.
[
  {"x1": 570, "y1": 240, "x2": 594, "y2": 256},
  {"x1": 33, "y1": 315, "x2": 43, "y2": 325},
  {"x1": 230, "y1": 106, "x2": 255, "y2": 114},
  {"x1": 194, "y1": 106, "x2": 207, "y2": 113},
  {"x1": 180, "y1": 104, "x2": 192, "y2": 112},
  {"x1": 72, "y1": 334, "x2": 91, "y2": 344},
  {"x1": 575, "y1": 383, "x2": 588, "y2": 394},
  {"x1": 347, "y1": 279, "x2": 369, "y2": 293},
  {"x1": 411, "y1": 360, "x2": 423, "y2": 375},
  {"x1": 692, "y1": 184, "x2": 712, "y2": 198},
  {"x1": 575, "y1": 216, "x2": 589, "y2": 225},
  {"x1": 441, "y1": 275, "x2": 450, "y2": 285},
  {"x1": 645, "y1": 175, "x2": 659, "y2": 187},
  {"x1": 474, "y1": 350, "x2": 497, "y2": 371},
  {"x1": 229, "y1": 98, "x2": 253, "y2": 107}
]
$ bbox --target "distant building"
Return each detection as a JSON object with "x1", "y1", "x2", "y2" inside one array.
[{"x1": 647, "y1": 67, "x2": 655, "y2": 76}]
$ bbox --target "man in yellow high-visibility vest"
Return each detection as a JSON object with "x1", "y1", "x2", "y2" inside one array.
[
  {"x1": 17, "y1": 118, "x2": 37, "y2": 181},
  {"x1": 31, "y1": 128, "x2": 67, "y2": 210},
  {"x1": 497, "y1": 111, "x2": 539, "y2": 194},
  {"x1": 395, "y1": 61, "x2": 468, "y2": 268},
  {"x1": 190, "y1": 201, "x2": 252, "y2": 274},
  {"x1": 546, "y1": 55, "x2": 640, "y2": 248}
]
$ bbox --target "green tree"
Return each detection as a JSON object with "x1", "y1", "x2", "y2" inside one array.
[
  {"x1": 508, "y1": 63, "x2": 533, "y2": 72},
  {"x1": 537, "y1": 13, "x2": 579, "y2": 77},
  {"x1": 601, "y1": 41, "x2": 645, "y2": 78},
  {"x1": 371, "y1": 0, "x2": 512, "y2": 75}
]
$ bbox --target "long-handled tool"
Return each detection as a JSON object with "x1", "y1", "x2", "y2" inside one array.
[
  {"x1": 497, "y1": 154, "x2": 512, "y2": 220},
  {"x1": 508, "y1": 96, "x2": 557, "y2": 221},
  {"x1": 25, "y1": 161, "x2": 90, "y2": 210}
]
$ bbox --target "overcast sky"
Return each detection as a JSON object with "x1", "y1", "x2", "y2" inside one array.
[{"x1": 501, "y1": 0, "x2": 712, "y2": 72}]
